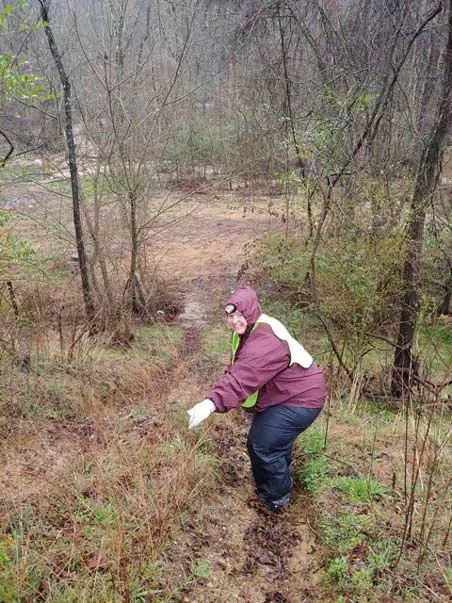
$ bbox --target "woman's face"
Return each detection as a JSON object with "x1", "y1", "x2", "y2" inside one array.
[{"x1": 227, "y1": 310, "x2": 248, "y2": 335}]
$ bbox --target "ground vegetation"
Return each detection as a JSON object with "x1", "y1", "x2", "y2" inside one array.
[{"x1": 0, "y1": 1, "x2": 450, "y2": 601}]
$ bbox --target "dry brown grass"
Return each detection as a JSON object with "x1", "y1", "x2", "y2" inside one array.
[{"x1": 0, "y1": 311, "x2": 220, "y2": 601}]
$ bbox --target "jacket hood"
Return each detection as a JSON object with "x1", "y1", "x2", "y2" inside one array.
[{"x1": 225, "y1": 286, "x2": 262, "y2": 325}]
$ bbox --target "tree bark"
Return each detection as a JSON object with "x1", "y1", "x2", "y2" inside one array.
[
  {"x1": 438, "y1": 276, "x2": 452, "y2": 315},
  {"x1": 126, "y1": 188, "x2": 142, "y2": 314},
  {"x1": 391, "y1": 0, "x2": 452, "y2": 397},
  {"x1": 38, "y1": 0, "x2": 96, "y2": 330}
]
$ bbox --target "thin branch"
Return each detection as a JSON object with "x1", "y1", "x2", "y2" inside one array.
[{"x1": 0, "y1": 129, "x2": 14, "y2": 168}]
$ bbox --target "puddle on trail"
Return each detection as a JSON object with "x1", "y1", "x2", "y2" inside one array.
[
  {"x1": 178, "y1": 298, "x2": 207, "y2": 324},
  {"x1": 177, "y1": 275, "x2": 238, "y2": 325}
]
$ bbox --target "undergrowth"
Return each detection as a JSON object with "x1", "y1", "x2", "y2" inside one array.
[
  {"x1": 0, "y1": 319, "x2": 218, "y2": 602},
  {"x1": 295, "y1": 401, "x2": 451, "y2": 603},
  {"x1": 0, "y1": 282, "x2": 450, "y2": 602}
]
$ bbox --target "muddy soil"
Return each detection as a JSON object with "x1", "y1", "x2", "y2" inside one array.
[
  {"x1": 162, "y1": 252, "x2": 330, "y2": 602},
  {"x1": 160, "y1": 413, "x2": 328, "y2": 603}
]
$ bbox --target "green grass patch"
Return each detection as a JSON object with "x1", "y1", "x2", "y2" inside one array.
[
  {"x1": 0, "y1": 161, "x2": 43, "y2": 182},
  {"x1": 296, "y1": 425, "x2": 328, "y2": 492},
  {"x1": 299, "y1": 455, "x2": 329, "y2": 493},
  {"x1": 136, "y1": 323, "x2": 181, "y2": 357},
  {"x1": 202, "y1": 323, "x2": 230, "y2": 358},
  {"x1": 328, "y1": 475, "x2": 387, "y2": 504},
  {"x1": 320, "y1": 510, "x2": 374, "y2": 554},
  {"x1": 190, "y1": 558, "x2": 210, "y2": 580},
  {"x1": 296, "y1": 406, "x2": 451, "y2": 602}
]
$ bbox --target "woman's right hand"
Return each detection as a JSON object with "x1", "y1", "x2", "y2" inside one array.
[{"x1": 187, "y1": 399, "x2": 216, "y2": 429}]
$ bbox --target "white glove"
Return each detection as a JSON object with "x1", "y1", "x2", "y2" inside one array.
[{"x1": 187, "y1": 399, "x2": 216, "y2": 429}]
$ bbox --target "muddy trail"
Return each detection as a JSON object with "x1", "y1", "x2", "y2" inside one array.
[
  {"x1": 162, "y1": 306, "x2": 330, "y2": 603},
  {"x1": 0, "y1": 295, "x2": 330, "y2": 603}
]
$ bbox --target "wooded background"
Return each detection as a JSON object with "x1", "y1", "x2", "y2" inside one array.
[{"x1": 1, "y1": 0, "x2": 451, "y2": 397}]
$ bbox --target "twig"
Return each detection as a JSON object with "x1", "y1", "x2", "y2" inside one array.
[
  {"x1": 0, "y1": 128, "x2": 14, "y2": 168},
  {"x1": 304, "y1": 516, "x2": 334, "y2": 550}
]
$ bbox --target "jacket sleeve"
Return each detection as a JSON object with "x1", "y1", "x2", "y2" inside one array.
[{"x1": 206, "y1": 326, "x2": 290, "y2": 412}]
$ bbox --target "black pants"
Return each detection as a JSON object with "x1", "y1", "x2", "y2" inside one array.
[{"x1": 246, "y1": 404, "x2": 322, "y2": 511}]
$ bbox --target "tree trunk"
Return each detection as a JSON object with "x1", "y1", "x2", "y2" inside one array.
[
  {"x1": 438, "y1": 276, "x2": 452, "y2": 315},
  {"x1": 276, "y1": 3, "x2": 314, "y2": 237},
  {"x1": 126, "y1": 188, "x2": 143, "y2": 314},
  {"x1": 82, "y1": 166, "x2": 116, "y2": 323},
  {"x1": 38, "y1": 0, "x2": 96, "y2": 330},
  {"x1": 391, "y1": 1, "x2": 452, "y2": 397}
]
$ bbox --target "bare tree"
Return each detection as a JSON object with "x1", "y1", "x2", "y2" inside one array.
[{"x1": 37, "y1": 0, "x2": 97, "y2": 329}]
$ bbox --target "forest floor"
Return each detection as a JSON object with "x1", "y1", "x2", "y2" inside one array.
[
  {"x1": 0, "y1": 187, "x2": 332, "y2": 602},
  {"x1": 1, "y1": 176, "x2": 450, "y2": 602}
]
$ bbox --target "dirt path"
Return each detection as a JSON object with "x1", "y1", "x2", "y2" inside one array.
[
  {"x1": 167, "y1": 417, "x2": 328, "y2": 603},
  {"x1": 168, "y1": 294, "x2": 330, "y2": 602}
]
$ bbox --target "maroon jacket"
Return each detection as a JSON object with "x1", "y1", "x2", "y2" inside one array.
[{"x1": 207, "y1": 286, "x2": 326, "y2": 413}]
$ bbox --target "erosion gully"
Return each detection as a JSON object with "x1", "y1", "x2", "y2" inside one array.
[{"x1": 157, "y1": 290, "x2": 331, "y2": 603}]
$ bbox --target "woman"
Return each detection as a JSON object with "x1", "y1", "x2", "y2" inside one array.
[{"x1": 187, "y1": 286, "x2": 326, "y2": 512}]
